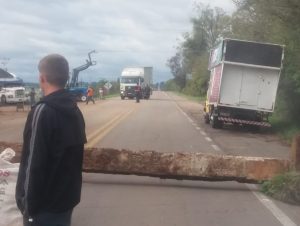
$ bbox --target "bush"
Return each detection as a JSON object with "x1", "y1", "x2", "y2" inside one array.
[
  {"x1": 261, "y1": 172, "x2": 300, "y2": 205},
  {"x1": 164, "y1": 79, "x2": 181, "y2": 92}
]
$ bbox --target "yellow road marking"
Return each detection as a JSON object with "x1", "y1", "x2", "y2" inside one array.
[
  {"x1": 86, "y1": 113, "x2": 124, "y2": 142},
  {"x1": 86, "y1": 108, "x2": 136, "y2": 148}
]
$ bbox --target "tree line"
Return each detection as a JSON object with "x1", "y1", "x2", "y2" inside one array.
[{"x1": 166, "y1": 0, "x2": 300, "y2": 131}]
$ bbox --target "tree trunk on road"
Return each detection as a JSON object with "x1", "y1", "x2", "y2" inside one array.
[
  {"x1": 292, "y1": 135, "x2": 300, "y2": 171},
  {"x1": 1, "y1": 142, "x2": 292, "y2": 183},
  {"x1": 83, "y1": 148, "x2": 291, "y2": 183}
]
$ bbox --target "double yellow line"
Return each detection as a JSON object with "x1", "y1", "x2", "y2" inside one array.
[{"x1": 85, "y1": 108, "x2": 136, "y2": 148}]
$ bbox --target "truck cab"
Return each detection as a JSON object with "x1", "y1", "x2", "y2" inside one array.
[
  {"x1": 120, "y1": 76, "x2": 143, "y2": 99},
  {"x1": 0, "y1": 68, "x2": 26, "y2": 104},
  {"x1": 120, "y1": 67, "x2": 153, "y2": 100},
  {"x1": 0, "y1": 86, "x2": 26, "y2": 104}
]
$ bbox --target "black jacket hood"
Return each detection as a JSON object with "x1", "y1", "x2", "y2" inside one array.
[{"x1": 38, "y1": 89, "x2": 77, "y2": 114}]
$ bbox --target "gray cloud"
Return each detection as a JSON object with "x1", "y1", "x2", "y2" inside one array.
[{"x1": 1, "y1": 0, "x2": 235, "y2": 83}]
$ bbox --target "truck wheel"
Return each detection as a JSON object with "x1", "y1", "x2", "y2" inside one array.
[
  {"x1": 204, "y1": 113, "x2": 210, "y2": 124},
  {"x1": 1, "y1": 95, "x2": 6, "y2": 105},
  {"x1": 121, "y1": 96, "x2": 125, "y2": 100},
  {"x1": 81, "y1": 95, "x2": 87, "y2": 102},
  {"x1": 211, "y1": 115, "x2": 222, "y2": 129}
]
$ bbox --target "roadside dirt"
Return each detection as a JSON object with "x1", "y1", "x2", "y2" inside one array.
[
  {"x1": 167, "y1": 92, "x2": 291, "y2": 160},
  {"x1": 0, "y1": 105, "x2": 28, "y2": 143}
]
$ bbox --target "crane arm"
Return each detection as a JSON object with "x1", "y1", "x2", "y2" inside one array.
[{"x1": 69, "y1": 50, "x2": 97, "y2": 87}]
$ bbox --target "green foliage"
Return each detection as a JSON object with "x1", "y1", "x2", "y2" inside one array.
[
  {"x1": 90, "y1": 79, "x2": 119, "y2": 97},
  {"x1": 270, "y1": 112, "x2": 300, "y2": 143},
  {"x1": 167, "y1": 4, "x2": 230, "y2": 97},
  {"x1": 164, "y1": 79, "x2": 181, "y2": 92},
  {"x1": 166, "y1": 52, "x2": 186, "y2": 89},
  {"x1": 185, "y1": 55, "x2": 210, "y2": 96},
  {"x1": 261, "y1": 172, "x2": 300, "y2": 205}
]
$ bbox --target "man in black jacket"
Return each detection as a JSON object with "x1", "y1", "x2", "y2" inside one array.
[{"x1": 16, "y1": 54, "x2": 86, "y2": 226}]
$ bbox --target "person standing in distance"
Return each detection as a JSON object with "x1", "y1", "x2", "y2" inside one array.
[
  {"x1": 99, "y1": 87, "x2": 104, "y2": 100},
  {"x1": 16, "y1": 54, "x2": 87, "y2": 226},
  {"x1": 29, "y1": 88, "x2": 36, "y2": 108},
  {"x1": 86, "y1": 86, "x2": 95, "y2": 104}
]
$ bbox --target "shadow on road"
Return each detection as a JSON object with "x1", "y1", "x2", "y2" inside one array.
[{"x1": 82, "y1": 174, "x2": 254, "y2": 192}]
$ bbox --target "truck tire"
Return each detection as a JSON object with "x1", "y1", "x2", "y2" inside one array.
[
  {"x1": 1, "y1": 95, "x2": 6, "y2": 105},
  {"x1": 121, "y1": 96, "x2": 125, "y2": 100},
  {"x1": 204, "y1": 113, "x2": 210, "y2": 124},
  {"x1": 81, "y1": 95, "x2": 87, "y2": 102},
  {"x1": 211, "y1": 115, "x2": 222, "y2": 129}
]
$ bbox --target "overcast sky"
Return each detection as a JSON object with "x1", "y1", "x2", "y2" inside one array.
[{"x1": 0, "y1": 0, "x2": 235, "y2": 83}]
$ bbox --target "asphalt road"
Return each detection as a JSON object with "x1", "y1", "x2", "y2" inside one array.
[
  {"x1": 75, "y1": 91, "x2": 299, "y2": 226},
  {"x1": 0, "y1": 91, "x2": 299, "y2": 225}
]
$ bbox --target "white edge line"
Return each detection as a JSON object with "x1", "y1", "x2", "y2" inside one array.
[
  {"x1": 246, "y1": 184, "x2": 297, "y2": 226},
  {"x1": 200, "y1": 131, "x2": 207, "y2": 136},
  {"x1": 171, "y1": 93, "x2": 196, "y2": 125},
  {"x1": 211, "y1": 144, "x2": 221, "y2": 152},
  {"x1": 205, "y1": 137, "x2": 212, "y2": 142}
]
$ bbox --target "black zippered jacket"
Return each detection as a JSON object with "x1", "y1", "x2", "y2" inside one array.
[{"x1": 16, "y1": 89, "x2": 86, "y2": 217}]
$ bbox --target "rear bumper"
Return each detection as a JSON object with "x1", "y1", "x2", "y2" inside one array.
[
  {"x1": 218, "y1": 117, "x2": 271, "y2": 127},
  {"x1": 121, "y1": 91, "x2": 136, "y2": 98}
]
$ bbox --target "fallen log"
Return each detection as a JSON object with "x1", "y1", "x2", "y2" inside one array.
[
  {"x1": 1, "y1": 142, "x2": 293, "y2": 183},
  {"x1": 291, "y1": 135, "x2": 300, "y2": 171},
  {"x1": 83, "y1": 148, "x2": 291, "y2": 183}
]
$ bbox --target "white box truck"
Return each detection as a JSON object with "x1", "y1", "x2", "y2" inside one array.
[
  {"x1": 204, "y1": 39, "x2": 284, "y2": 129},
  {"x1": 120, "y1": 67, "x2": 153, "y2": 100}
]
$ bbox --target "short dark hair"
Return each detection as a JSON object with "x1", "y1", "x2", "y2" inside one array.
[{"x1": 38, "y1": 54, "x2": 69, "y2": 88}]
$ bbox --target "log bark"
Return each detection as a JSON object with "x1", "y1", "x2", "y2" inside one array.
[
  {"x1": 1, "y1": 142, "x2": 292, "y2": 183},
  {"x1": 291, "y1": 135, "x2": 300, "y2": 171},
  {"x1": 83, "y1": 148, "x2": 291, "y2": 183}
]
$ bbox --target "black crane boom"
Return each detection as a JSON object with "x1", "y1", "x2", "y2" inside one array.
[{"x1": 69, "y1": 50, "x2": 96, "y2": 88}]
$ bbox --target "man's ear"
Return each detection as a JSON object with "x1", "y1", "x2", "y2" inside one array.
[{"x1": 39, "y1": 74, "x2": 46, "y2": 84}]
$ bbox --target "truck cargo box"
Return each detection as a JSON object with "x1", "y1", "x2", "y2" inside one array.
[
  {"x1": 205, "y1": 39, "x2": 284, "y2": 128},
  {"x1": 207, "y1": 39, "x2": 284, "y2": 113},
  {"x1": 209, "y1": 64, "x2": 281, "y2": 112}
]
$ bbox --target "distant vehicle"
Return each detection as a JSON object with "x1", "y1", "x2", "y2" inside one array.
[
  {"x1": 67, "y1": 50, "x2": 96, "y2": 102},
  {"x1": 0, "y1": 68, "x2": 26, "y2": 104},
  {"x1": 204, "y1": 38, "x2": 284, "y2": 129},
  {"x1": 120, "y1": 67, "x2": 153, "y2": 100}
]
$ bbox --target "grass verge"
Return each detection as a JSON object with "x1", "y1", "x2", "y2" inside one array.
[
  {"x1": 269, "y1": 116, "x2": 300, "y2": 144},
  {"x1": 172, "y1": 91, "x2": 206, "y2": 103},
  {"x1": 104, "y1": 93, "x2": 120, "y2": 99},
  {"x1": 261, "y1": 172, "x2": 300, "y2": 205}
]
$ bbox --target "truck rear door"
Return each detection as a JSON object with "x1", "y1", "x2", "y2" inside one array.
[
  {"x1": 239, "y1": 67, "x2": 260, "y2": 107},
  {"x1": 257, "y1": 69, "x2": 280, "y2": 111}
]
